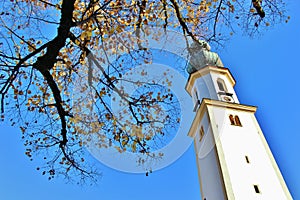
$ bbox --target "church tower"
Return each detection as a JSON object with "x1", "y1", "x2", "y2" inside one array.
[{"x1": 185, "y1": 41, "x2": 292, "y2": 200}]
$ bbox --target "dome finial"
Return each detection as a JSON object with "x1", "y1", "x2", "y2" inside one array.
[{"x1": 186, "y1": 40, "x2": 223, "y2": 74}]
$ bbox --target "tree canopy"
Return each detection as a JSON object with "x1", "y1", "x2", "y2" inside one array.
[{"x1": 0, "y1": 0, "x2": 288, "y2": 183}]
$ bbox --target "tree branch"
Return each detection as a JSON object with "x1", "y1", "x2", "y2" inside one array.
[
  {"x1": 34, "y1": 0, "x2": 76, "y2": 72},
  {"x1": 169, "y1": 0, "x2": 197, "y2": 41},
  {"x1": 32, "y1": 0, "x2": 76, "y2": 146}
]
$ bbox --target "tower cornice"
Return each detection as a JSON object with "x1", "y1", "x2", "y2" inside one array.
[
  {"x1": 185, "y1": 66, "x2": 236, "y2": 96},
  {"x1": 187, "y1": 98, "x2": 257, "y2": 138}
]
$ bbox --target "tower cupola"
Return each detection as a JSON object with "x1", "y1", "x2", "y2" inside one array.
[
  {"x1": 187, "y1": 40, "x2": 224, "y2": 74},
  {"x1": 185, "y1": 40, "x2": 238, "y2": 111}
]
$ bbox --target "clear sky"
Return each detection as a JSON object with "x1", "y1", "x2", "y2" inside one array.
[{"x1": 0, "y1": 1, "x2": 300, "y2": 199}]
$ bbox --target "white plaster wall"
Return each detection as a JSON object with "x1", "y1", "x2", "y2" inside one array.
[
  {"x1": 195, "y1": 113, "x2": 225, "y2": 200},
  {"x1": 192, "y1": 74, "x2": 218, "y2": 106},
  {"x1": 191, "y1": 72, "x2": 240, "y2": 110},
  {"x1": 210, "y1": 106, "x2": 290, "y2": 199}
]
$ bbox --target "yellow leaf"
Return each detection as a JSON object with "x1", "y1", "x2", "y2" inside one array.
[
  {"x1": 132, "y1": 143, "x2": 136, "y2": 152},
  {"x1": 145, "y1": 135, "x2": 151, "y2": 140},
  {"x1": 116, "y1": 26, "x2": 123, "y2": 33},
  {"x1": 86, "y1": 31, "x2": 92, "y2": 37},
  {"x1": 28, "y1": 43, "x2": 36, "y2": 52},
  {"x1": 122, "y1": 139, "x2": 128, "y2": 146}
]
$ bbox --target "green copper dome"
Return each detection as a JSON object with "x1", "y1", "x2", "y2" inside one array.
[{"x1": 187, "y1": 40, "x2": 224, "y2": 74}]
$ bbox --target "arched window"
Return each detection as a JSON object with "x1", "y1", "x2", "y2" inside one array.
[
  {"x1": 194, "y1": 88, "x2": 199, "y2": 101},
  {"x1": 229, "y1": 114, "x2": 243, "y2": 126},
  {"x1": 235, "y1": 115, "x2": 242, "y2": 126},
  {"x1": 193, "y1": 88, "x2": 201, "y2": 112},
  {"x1": 229, "y1": 115, "x2": 235, "y2": 125},
  {"x1": 217, "y1": 78, "x2": 227, "y2": 92},
  {"x1": 199, "y1": 126, "x2": 205, "y2": 141}
]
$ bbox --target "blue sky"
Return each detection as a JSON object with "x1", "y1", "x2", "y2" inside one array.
[{"x1": 1, "y1": 1, "x2": 300, "y2": 199}]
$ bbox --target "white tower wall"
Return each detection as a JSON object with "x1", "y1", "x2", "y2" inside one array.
[
  {"x1": 186, "y1": 65, "x2": 292, "y2": 200},
  {"x1": 194, "y1": 112, "x2": 226, "y2": 200}
]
